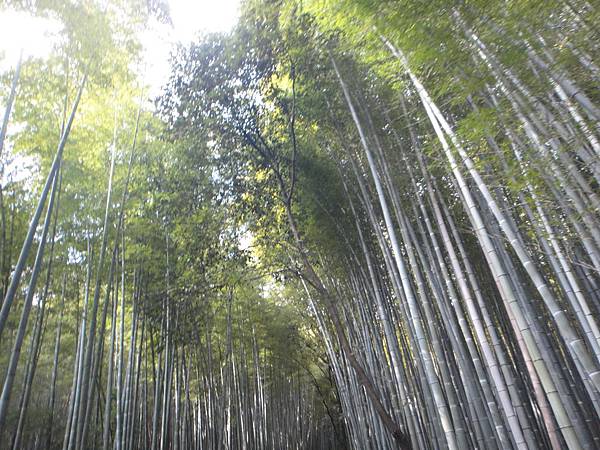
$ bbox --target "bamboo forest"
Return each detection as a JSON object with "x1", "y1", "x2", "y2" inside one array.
[{"x1": 1, "y1": 0, "x2": 599, "y2": 449}]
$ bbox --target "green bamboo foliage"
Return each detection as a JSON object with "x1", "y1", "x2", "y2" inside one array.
[{"x1": 0, "y1": 1, "x2": 598, "y2": 449}]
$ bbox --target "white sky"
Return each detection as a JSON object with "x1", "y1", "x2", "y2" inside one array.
[
  {"x1": 0, "y1": 0, "x2": 241, "y2": 96},
  {"x1": 0, "y1": 10, "x2": 62, "y2": 70},
  {"x1": 142, "y1": 0, "x2": 241, "y2": 95},
  {"x1": 169, "y1": 0, "x2": 240, "y2": 41}
]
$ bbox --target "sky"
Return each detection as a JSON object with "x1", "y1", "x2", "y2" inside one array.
[
  {"x1": 0, "y1": 0, "x2": 241, "y2": 95},
  {"x1": 168, "y1": 0, "x2": 241, "y2": 41},
  {"x1": 142, "y1": 0, "x2": 241, "y2": 95}
]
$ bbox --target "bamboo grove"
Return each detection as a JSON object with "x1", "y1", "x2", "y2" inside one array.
[{"x1": 0, "y1": 0, "x2": 598, "y2": 449}]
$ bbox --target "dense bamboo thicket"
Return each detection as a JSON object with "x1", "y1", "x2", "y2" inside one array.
[{"x1": 0, "y1": 0, "x2": 598, "y2": 449}]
